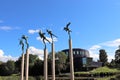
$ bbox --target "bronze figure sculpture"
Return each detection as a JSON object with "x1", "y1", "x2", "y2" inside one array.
[
  {"x1": 38, "y1": 30, "x2": 50, "y2": 45},
  {"x1": 21, "y1": 35, "x2": 29, "y2": 48},
  {"x1": 64, "y1": 22, "x2": 72, "y2": 38},
  {"x1": 46, "y1": 29, "x2": 57, "y2": 40},
  {"x1": 19, "y1": 39, "x2": 24, "y2": 52}
]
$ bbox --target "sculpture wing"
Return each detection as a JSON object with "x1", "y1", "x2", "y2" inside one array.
[{"x1": 66, "y1": 22, "x2": 71, "y2": 27}]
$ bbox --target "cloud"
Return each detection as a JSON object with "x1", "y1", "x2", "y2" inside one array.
[
  {"x1": 0, "y1": 49, "x2": 18, "y2": 62},
  {"x1": 89, "y1": 45, "x2": 101, "y2": 50},
  {"x1": 88, "y1": 38, "x2": 120, "y2": 62},
  {"x1": 88, "y1": 45, "x2": 101, "y2": 61},
  {"x1": 0, "y1": 47, "x2": 45, "y2": 62},
  {"x1": 28, "y1": 46, "x2": 44, "y2": 60},
  {"x1": 0, "y1": 26, "x2": 20, "y2": 31},
  {"x1": 0, "y1": 26, "x2": 12, "y2": 30},
  {"x1": 28, "y1": 29, "x2": 39, "y2": 34},
  {"x1": 100, "y1": 39, "x2": 120, "y2": 47}
]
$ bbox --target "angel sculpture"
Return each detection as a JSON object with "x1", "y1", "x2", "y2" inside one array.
[
  {"x1": 64, "y1": 22, "x2": 72, "y2": 38},
  {"x1": 22, "y1": 35, "x2": 29, "y2": 49},
  {"x1": 19, "y1": 39, "x2": 24, "y2": 53},
  {"x1": 38, "y1": 30, "x2": 50, "y2": 45},
  {"x1": 46, "y1": 29, "x2": 57, "y2": 40}
]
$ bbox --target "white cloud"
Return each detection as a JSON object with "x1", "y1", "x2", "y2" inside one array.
[
  {"x1": 88, "y1": 38, "x2": 120, "y2": 62},
  {"x1": 88, "y1": 45, "x2": 101, "y2": 61},
  {"x1": 100, "y1": 39, "x2": 120, "y2": 47},
  {"x1": 0, "y1": 26, "x2": 12, "y2": 30},
  {"x1": 0, "y1": 26, "x2": 20, "y2": 31},
  {"x1": 28, "y1": 29, "x2": 39, "y2": 34},
  {"x1": 0, "y1": 49, "x2": 18, "y2": 62},
  {"x1": 89, "y1": 45, "x2": 101, "y2": 50},
  {"x1": 28, "y1": 46, "x2": 44, "y2": 60}
]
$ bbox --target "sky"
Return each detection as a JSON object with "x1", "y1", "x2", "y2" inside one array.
[{"x1": 0, "y1": 0, "x2": 120, "y2": 62}]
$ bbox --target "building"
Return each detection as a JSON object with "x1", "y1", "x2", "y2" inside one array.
[{"x1": 62, "y1": 48, "x2": 102, "y2": 71}]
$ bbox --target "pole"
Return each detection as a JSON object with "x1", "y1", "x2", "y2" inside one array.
[
  {"x1": 25, "y1": 49, "x2": 29, "y2": 80},
  {"x1": 69, "y1": 39, "x2": 74, "y2": 80},
  {"x1": 52, "y1": 42, "x2": 55, "y2": 80},
  {"x1": 44, "y1": 47, "x2": 48, "y2": 80},
  {"x1": 21, "y1": 53, "x2": 24, "y2": 80}
]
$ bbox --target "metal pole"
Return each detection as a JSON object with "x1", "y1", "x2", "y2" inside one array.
[
  {"x1": 44, "y1": 47, "x2": 48, "y2": 80},
  {"x1": 25, "y1": 49, "x2": 29, "y2": 80},
  {"x1": 52, "y1": 42, "x2": 55, "y2": 80},
  {"x1": 69, "y1": 39, "x2": 74, "y2": 80},
  {"x1": 21, "y1": 53, "x2": 24, "y2": 80}
]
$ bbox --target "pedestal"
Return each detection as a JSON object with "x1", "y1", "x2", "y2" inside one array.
[
  {"x1": 52, "y1": 43, "x2": 55, "y2": 80},
  {"x1": 44, "y1": 48, "x2": 48, "y2": 80},
  {"x1": 69, "y1": 39, "x2": 74, "y2": 80},
  {"x1": 25, "y1": 49, "x2": 29, "y2": 80},
  {"x1": 21, "y1": 53, "x2": 24, "y2": 80}
]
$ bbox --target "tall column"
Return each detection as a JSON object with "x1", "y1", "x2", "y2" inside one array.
[
  {"x1": 44, "y1": 47, "x2": 48, "y2": 80},
  {"x1": 25, "y1": 49, "x2": 29, "y2": 80},
  {"x1": 52, "y1": 42, "x2": 55, "y2": 80},
  {"x1": 21, "y1": 53, "x2": 24, "y2": 80},
  {"x1": 69, "y1": 39, "x2": 74, "y2": 80}
]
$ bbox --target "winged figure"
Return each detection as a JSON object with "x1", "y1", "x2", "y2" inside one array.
[
  {"x1": 63, "y1": 22, "x2": 72, "y2": 38},
  {"x1": 38, "y1": 30, "x2": 50, "y2": 44},
  {"x1": 46, "y1": 29, "x2": 57, "y2": 38},
  {"x1": 19, "y1": 39, "x2": 24, "y2": 52},
  {"x1": 64, "y1": 22, "x2": 71, "y2": 33},
  {"x1": 21, "y1": 35, "x2": 29, "y2": 48}
]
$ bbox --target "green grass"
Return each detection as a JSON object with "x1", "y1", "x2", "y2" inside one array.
[
  {"x1": 90, "y1": 66, "x2": 119, "y2": 73},
  {"x1": 0, "y1": 76, "x2": 37, "y2": 80}
]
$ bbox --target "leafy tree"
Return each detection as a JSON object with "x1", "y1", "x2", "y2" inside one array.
[
  {"x1": 6, "y1": 60, "x2": 15, "y2": 74},
  {"x1": 0, "y1": 60, "x2": 15, "y2": 76},
  {"x1": 55, "y1": 51, "x2": 67, "y2": 74},
  {"x1": 0, "y1": 63, "x2": 9, "y2": 76},
  {"x1": 115, "y1": 45, "x2": 120, "y2": 67},
  {"x1": 48, "y1": 51, "x2": 67, "y2": 74},
  {"x1": 109, "y1": 59, "x2": 116, "y2": 68},
  {"x1": 99, "y1": 49, "x2": 108, "y2": 66},
  {"x1": 15, "y1": 54, "x2": 41, "y2": 75},
  {"x1": 31, "y1": 59, "x2": 43, "y2": 76}
]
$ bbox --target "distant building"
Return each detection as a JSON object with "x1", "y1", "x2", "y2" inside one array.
[{"x1": 62, "y1": 48, "x2": 102, "y2": 71}]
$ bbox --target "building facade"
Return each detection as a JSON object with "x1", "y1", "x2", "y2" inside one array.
[{"x1": 62, "y1": 48, "x2": 102, "y2": 71}]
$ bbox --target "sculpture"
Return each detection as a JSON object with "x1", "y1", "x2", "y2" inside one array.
[
  {"x1": 64, "y1": 22, "x2": 72, "y2": 38},
  {"x1": 19, "y1": 39, "x2": 24, "y2": 52},
  {"x1": 21, "y1": 35, "x2": 29, "y2": 48},
  {"x1": 46, "y1": 29, "x2": 57, "y2": 40},
  {"x1": 63, "y1": 22, "x2": 74, "y2": 80},
  {"x1": 38, "y1": 30, "x2": 50, "y2": 45}
]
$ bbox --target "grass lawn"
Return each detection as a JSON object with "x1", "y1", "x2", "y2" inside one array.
[{"x1": 90, "y1": 66, "x2": 119, "y2": 73}]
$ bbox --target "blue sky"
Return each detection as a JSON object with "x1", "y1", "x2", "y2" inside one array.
[{"x1": 0, "y1": 0, "x2": 120, "y2": 62}]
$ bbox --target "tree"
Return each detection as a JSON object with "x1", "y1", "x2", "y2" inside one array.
[
  {"x1": 55, "y1": 51, "x2": 67, "y2": 74},
  {"x1": 30, "y1": 59, "x2": 43, "y2": 76},
  {"x1": 15, "y1": 54, "x2": 41, "y2": 75},
  {"x1": 109, "y1": 59, "x2": 116, "y2": 68},
  {"x1": 115, "y1": 45, "x2": 120, "y2": 67},
  {"x1": 0, "y1": 60, "x2": 15, "y2": 76},
  {"x1": 6, "y1": 60, "x2": 15, "y2": 74},
  {"x1": 48, "y1": 51, "x2": 67, "y2": 74},
  {"x1": 99, "y1": 49, "x2": 108, "y2": 66}
]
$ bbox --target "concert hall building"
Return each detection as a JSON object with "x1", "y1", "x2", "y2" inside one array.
[{"x1": 62, "y1": 48, "x2": 102, "y2": 71}]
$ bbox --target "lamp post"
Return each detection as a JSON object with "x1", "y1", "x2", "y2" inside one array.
[
  {"x1": 47, "y1": 29, "x2": 57, "y2": 80},
  {"x1": 64, "y1": 22, "x2": 74, "y2": 80},
  {"x1": 38, "y1": 30, "x2": 50, "y2": 80}
]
